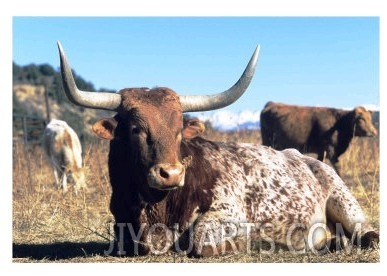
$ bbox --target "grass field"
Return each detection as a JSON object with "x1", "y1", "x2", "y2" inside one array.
[{"x1": 12, "y1": 130, "x2": 380, "y2": 263}]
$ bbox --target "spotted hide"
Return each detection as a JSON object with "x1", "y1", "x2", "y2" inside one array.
[
  {"x1": 260, "y1": 101, "x2": 378, "y2": 175},
  {"x1": 56, "y1": 42, "x2": 378, "y2": 257},
  {"x1": 42, "y1": 119, "x2": 86, "y2": 193}
]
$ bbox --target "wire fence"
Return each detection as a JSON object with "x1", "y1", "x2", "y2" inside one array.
[
  {"x1": 12, "y1": 114, "x2": 48, "y2": 189},
  {"x1": 13, "y1": 114, "x2": 48, "y2": 145}
]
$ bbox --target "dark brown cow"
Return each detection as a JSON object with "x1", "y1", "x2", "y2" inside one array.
[
  {"x1": 57, "y1": 42, "x2": 378, "y2": 257},
  {"x1": 260, "y1": 101, "x2": 378, "y2": 175}
]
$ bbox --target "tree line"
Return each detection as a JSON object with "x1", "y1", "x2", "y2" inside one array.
[
  {"x1": 13, "y1": 62, "x2": 119, "y2": 142},
  {"x1": 13, "y1": 62, "x2": 116, "y2": 107}
]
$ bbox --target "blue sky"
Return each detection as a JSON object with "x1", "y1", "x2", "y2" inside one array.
[{"x1": 12, "y1": 16, "x2": 379, "y2": 114}]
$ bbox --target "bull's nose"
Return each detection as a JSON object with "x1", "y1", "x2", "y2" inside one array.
[
  {"x1": 366, "y1": 127, "x2": 378, "y2": 137},
  {"x1": 149, "y1": 163, "x2": 185, "y2": 189},
  {"x1": 372, "y1": 128, "x2": 378, "y2": 136}
]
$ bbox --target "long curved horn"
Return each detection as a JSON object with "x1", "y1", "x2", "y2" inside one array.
[
  {"x1": 57, "y1": 41, "x2": 121, "y2": 111},
  {"x1": 180, "y1": 45, "x2": 260, "y2": 112}
]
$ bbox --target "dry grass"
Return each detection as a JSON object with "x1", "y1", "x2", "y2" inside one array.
[{"x1": 12, "y1": 130, "x2": 380, "y2": 263}]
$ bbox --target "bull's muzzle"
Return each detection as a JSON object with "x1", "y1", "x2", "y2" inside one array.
[
  {"x1": 148, "y1": 163, "x2": 185, "y2": 190},
  {"x1": 370, "y1": 128, "x2": 378, "y2": 137}
]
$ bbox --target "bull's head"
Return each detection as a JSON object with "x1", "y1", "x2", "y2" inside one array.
[
  {"x1": 57, "y1": 41, "x2": 259, "y2": 190},
  {"x1": 353, "y1": 106, "x2": 378, "y2": 137}
]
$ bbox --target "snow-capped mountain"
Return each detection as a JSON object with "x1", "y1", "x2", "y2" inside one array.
[{"x1": 195, "y1": 110, "x2": 261, "y2": 131}]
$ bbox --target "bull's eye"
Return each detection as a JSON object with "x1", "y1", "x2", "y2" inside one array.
[
  {"x1": 146, "y1": 135, "x2": 153, "y2": 146},
  {"x1": 131, "y1": 126, "x2": 141, "y2": 135}
]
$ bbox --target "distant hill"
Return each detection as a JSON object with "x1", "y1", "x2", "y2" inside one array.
[
  {"x1": 372, "y1": 110, "x2": 380, "y2": 131},
  {"x1": 195, "y1": 110, "x2": 260, "y2": 131},
  {"x1": 13, "y1": 62, "x2": 116, "y2": 140}
]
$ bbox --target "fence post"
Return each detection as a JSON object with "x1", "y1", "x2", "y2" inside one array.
[
  {"x1": 22, "y1": 116, "x2": 33, "y2": 190},
  {"x1": 22, "y1": 116, "x2": 28, "y2": 144},
  {"x1": 44, "y1": 82, "x2": 51, "y2": 123}
]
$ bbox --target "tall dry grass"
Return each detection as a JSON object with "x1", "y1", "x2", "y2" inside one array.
[
  {"x1": 13, "y1": 139, "x2": 114, "y2": 246},
  {"x1": 12, "y1": 131, "x2": 379, "y2": 263},
  {"x1": 338, "y1": 136, "x2": 380, "y2": 229}
]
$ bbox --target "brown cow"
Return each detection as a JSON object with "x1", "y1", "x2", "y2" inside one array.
[
  {"x1": 57, "y1": 42, "x2": 378, "y2": 257},
  {"x1": 260, "y1": 101, "x2": 377, "y2": 175}
]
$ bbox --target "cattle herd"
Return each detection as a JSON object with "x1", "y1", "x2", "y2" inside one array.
[{"x1": 40, "y1": 42, "x2": 379, "y2": 258}]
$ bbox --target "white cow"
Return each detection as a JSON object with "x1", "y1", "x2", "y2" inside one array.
[{"x1": 42, "y1": 119, "x2": 86, "y2": 193}]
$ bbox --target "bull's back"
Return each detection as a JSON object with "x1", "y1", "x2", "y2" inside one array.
[
  {"x1": 260, "y1": 102, "x2": 315, "y2": 149},
  {"x1": 185, "y1": 139, "x2": 330, "y2": 217},
  {"x1": 43, "y1": 120, "x2": 83, "y2": 169}
]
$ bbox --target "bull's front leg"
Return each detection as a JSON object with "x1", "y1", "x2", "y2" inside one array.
[
  {"x1": 190, "y1": 214, "x2": 249, "y2": 257},
  {"x1": 324, "y1": 146, "x2": 341, "y2": 176},
  {"x1": 53, "y1": 168, "x2": 61, "y2": 189},
  {"x1": 53, "y1": 167, "x2": 68, "y2": 193},
  {"x1": 107, "y1": 191, "x2": 152, "y2": 256},
  {"x1": 61, "y1": 171, "x2": 68, "y2": 193}
]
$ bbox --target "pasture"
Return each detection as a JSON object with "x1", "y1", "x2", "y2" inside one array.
[{"x1": 12, "y1": 129, "x2": 380, "y2": 263}]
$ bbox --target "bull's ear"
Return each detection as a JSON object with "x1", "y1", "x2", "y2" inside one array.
[
  {"x1": 182, "y1": 119, "x2": 205, "y2": 139},
  {"x1": 92, "y1": 118, "x2": 118, "y2": 140},
  {"x1": 354, "y1": 106, "x2": 366, "y2": 116}
]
